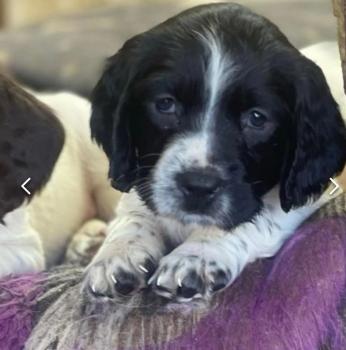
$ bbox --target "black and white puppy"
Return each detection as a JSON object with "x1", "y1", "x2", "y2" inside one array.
[{"x1": 84, "y1": 3, "x2": 346, "y2": 302}]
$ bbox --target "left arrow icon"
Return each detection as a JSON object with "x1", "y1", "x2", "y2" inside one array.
[{"x1": 21, "y1": 177, "x2": 31, "y2": 195}]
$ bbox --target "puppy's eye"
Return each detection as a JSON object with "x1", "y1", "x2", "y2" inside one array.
[
  {"x1": 247, "y1": 109, "x2": 268, "y2": 128},
  {"x1": 155, "y1": 96, "x2": 176, "y2": 114}
]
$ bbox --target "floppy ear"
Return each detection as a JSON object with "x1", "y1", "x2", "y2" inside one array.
[
  {"x1": 280, "y1": 57, "x2": 346, "y2": 211},
  {"x1": 0, "y1": 74, "x2": 64, "y2": 219},
  {"x1": 90, "y1": 45, "x2": 138, "y2": 192}
]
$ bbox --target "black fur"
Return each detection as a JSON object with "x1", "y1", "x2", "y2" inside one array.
[{"x1": 280, "y1": 58, "x2": 346, "y2": 211}]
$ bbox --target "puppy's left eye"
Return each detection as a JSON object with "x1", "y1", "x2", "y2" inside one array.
[
  {"x1": 155, "y1": 96, "x2": 176, "y2": 114},
  {"x1": 243, "y1": 109, "x2": 268, "y2": 128}
]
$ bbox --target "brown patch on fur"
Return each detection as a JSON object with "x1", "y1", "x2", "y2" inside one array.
[{"x1": 0, "y1": 72, "x2": 65, "y2": 218}]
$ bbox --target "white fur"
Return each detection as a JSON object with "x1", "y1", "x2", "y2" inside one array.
[
  {"x1": 201, "y1": 29, "x2": 233, "y2": 131},
  {"x1": 0, "y1": 92, "x2": 120, "y2": 277},
  {"x1": 152, "y1": 133, "x2": 227, "y2": 223},
  {"x1": 152, "y1": 133, "x2": 231, "y2": 227},
  {"x1": 0, "y1": 205, "x2": 44, "y2": 276}
]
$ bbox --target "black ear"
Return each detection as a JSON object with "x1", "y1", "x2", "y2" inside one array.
[
  {"x1": 91, "y1": 43, "x2": 138, "y2": 192},
  {"x1": 280, "y1": 57, "x2": 346, "y2": 211},
  {"x1": 0, "y1": 74, "x2": 64, "y2": 219}
]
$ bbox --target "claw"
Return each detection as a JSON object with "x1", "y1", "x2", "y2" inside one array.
[
  {"x1": 138, "y1": 264, "x2": 149, "y2": 273},
  {"x1": 111, "y1": 274, "x2": 118, "y2": 284}
]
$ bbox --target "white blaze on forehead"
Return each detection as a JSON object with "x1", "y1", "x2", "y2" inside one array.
[{"x1": 198, "y1": 29, "x2": 234, "y2": 130}]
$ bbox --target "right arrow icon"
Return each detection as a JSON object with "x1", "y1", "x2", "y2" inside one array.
[{"x1": 329, "y1": 178, "x2": 341, "y2": 196}]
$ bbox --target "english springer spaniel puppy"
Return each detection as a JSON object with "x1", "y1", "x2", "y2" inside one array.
[
  {"x1": 84, "y1": 3, "x2": 346, "y2": 302},
  {"x1": 0, "y1": 73, "x2": 120, "y2": 277}
]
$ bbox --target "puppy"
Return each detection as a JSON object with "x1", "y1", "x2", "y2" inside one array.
[
  {"x1": 0, "y1": 74, "x2": 119, "y2": 277},
  {"x1": 84, "y1": 4, "x2": 346, "y2": 302},
  {"x1": 0, "y1": 73, "x2": 64, "y2": 276}
]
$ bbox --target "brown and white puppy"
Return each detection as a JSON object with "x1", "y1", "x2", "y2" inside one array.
[
  {"x1": 83, "y1": 3, "x2": 346, "y2": 303},
  {"x1": 0, "y1": 74, "x2": 119, "y2": 277},
  {"x1": 0, "y1": 73, "x2": 64, "y2": 276}
]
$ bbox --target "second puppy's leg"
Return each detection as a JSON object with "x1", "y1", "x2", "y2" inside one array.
[{"x1": 0, "y1": 206, "x2": 45, "y2": 277}]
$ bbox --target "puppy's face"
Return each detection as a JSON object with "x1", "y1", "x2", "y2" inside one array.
[
  {"x1": 128, "y1": 32, "x2": 290, "y2": 229},
  {"x1": 91, "y1": 3, "x2": 346, "y2": 230}
]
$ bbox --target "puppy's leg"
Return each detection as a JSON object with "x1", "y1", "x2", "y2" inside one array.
[
  {"x1": 0, "y1": 206, "x2": 45, "y2": 277},
  {"x1": 151, "y1": 192, "x2": 326, "y2": 302},
  {"x1": 83, "y1": 191, "x2": 182, "y2": 299},
  {"x1": 64, "y1": 219, "x2": 107, "y2": 266}
]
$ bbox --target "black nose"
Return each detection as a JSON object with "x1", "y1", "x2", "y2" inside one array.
[{"x1": 176, "y1": 169, "x2": 221, "y2": 197}]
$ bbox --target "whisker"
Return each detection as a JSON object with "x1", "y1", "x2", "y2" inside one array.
[
  {"x1": 139, "y1": 153, "x2": 161, "y2": 160},
  {"x1": 249, "y1": 180, "x2": 263, "y2": 185}
]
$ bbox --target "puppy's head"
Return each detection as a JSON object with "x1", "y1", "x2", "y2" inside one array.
[
  {"x1": 0, "y1": 73, "x2": 64, "y2": 218},
  {"x1": 91, "y1": 3, "x2": 346, "y2": 229}
]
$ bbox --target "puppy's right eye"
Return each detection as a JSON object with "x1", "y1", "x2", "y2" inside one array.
[
  {"x1": 155, "y1": 96, "x2": 176, "y2": 114},
  {"x1": 148, "y1": 94, "x2": 180, "y2": 130}
]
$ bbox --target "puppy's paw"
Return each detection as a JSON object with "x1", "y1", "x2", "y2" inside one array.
[
  {"x1": 82, "y1": 234, "x2": 163, "y2": 300},
  {"x1": 64, "y1": 219, "x2": 107, "y2": 266},
  {"x1": 149, "y1": 242, "x2": 232, "y2": 302}
]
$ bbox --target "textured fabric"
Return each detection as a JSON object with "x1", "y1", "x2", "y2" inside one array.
[
  {"x1": 24, "y1": 194, "x2": 346, "y2": 350},
  {"x1": 0, "y1": 194, "x2": 344, "y2": 349},
  {"x1": 313, "y1": 191, "x2": 346, "y2": 220},
  {"x1": 0, "y1": 273, "x2": 45, "y2": 350},
  {"x1": 0, "y1": 268, "x2": 85, "y2": 350},
  {"x1": 24, "y1": 217, "x2": 346, "y2": 350}
]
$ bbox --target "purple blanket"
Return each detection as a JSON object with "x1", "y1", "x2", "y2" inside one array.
[
  {"x1": 166, "y1": 217, "x2": 346, "y2": 350},
  {"x1": 1, "y1": 214, "x2": 346, "y2": 349}
]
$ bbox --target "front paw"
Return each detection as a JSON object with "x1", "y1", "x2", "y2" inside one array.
[
  {"x1": 83, "y1": 242, "x2": 159, "y2": 300},
  {"x1": 149, "y1": 242, "x2": 232, "y2": 302}
]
